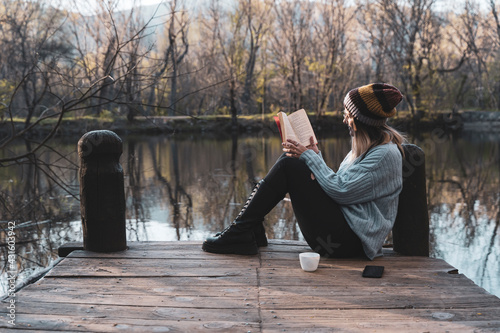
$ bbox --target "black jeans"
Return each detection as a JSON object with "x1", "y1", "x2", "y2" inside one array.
[{"x1": 263, "y1": 153, "x2": 364, "y2": 258}]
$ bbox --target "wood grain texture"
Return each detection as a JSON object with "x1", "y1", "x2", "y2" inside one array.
[{"x1": 1, "y1": 240, "x2": 499, "y2": 332}]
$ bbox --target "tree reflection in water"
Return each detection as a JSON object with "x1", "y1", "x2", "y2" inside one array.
[
  {"x1": 423, "y1": 131, "x2": 500, "y2": 297},
  {"x1": 0, "y1": 130, "x2": 499, "y2": 297}
]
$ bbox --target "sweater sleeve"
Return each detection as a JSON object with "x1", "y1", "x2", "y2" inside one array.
[{"x1": 300, "y1": 146, "x2": 396, "y2": 205}]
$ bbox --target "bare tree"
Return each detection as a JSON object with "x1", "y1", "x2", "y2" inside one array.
[
  {"x1": 240, "y1": 0, "x2": 273, "y2": 114},
  {"x1": 490, "y1": 0, "x2": 500, "y2": 42},
  {"x1": 310, "y1": 0, "x2": 356, "y2": 115},
  {"x1": 145, "y1": 0, "x2": 189, "y2": 116},
  {"x1": 373, "y1": 0, "x2": 470, "y2": 117},
  {"x1": 376, "y1": 0, "x2": 437, "y2": 117},
  {"x1": 483, "y1": 0, "x2": 500, "y2": 108},
  {"x1": 0, "y1": 1, "x2": 155, "y2": 165},
  {"x1": 358, "y1": 0, "x2": 392, "y2": 82},
  {"x1": 68, "y1": 0, "x2": 120, "y2": 116},
  {"x1": 201, "y1": 0, "x2": 247, "y2": 129},
  {"x1": 271, "y1": 0, "x2": 313, "y2": 111},
  {"x1": 167, "y1": 0, "x2": 189, "y2": 116},
  {"x1": 0, "y1": 0, "x2": 71, "y2": 129}
]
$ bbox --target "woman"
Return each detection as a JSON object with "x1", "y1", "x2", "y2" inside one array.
[{"x1": 202, "y1": 83, "x2": 405, "y2": 260}]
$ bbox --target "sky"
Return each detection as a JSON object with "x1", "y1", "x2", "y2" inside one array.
[
  {"x1": 48, "y1": 0, "x2": 493, "y2": 17},
  {"x1": 49, "y1": 0, "x2": 166, "y2": 15},
  {"x1": 114, "y1": 0, "x2": 164, "y2": 11}
]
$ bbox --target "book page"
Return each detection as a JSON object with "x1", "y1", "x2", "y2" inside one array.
[
  {"x1": 278, "y1": 112, "x2": 299, "y2": 143},
  {"x1": 287, "y1": 109, "x2": 318, "y2": 146}
]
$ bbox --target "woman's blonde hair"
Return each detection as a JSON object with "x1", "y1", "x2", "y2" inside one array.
[{"x1": 349, "y1": 119, "x2": 406, "y2": 162}]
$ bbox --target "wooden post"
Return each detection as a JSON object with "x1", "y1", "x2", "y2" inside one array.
[
  {"x1": 393, "y1": 144, "x2": 430, "y2": 256},
  {"x1": 78, "y1": 130, "x2": 127, "y2": 252}
]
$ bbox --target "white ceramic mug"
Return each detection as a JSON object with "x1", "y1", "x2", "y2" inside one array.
[{"x1": 299, "y1": 252, "x2": 320, "y2": 272}]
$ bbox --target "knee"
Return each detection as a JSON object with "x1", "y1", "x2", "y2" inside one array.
[
  {"x1": 278, "y1": 152, "x2": 303, "y2": 164},
  {"x1": 278, "y1": 154, "x2": 307, "y2": 169}
]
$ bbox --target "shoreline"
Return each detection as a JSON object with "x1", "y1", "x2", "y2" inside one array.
[{"x1": 1, "y1": 111, "x2": 499, "y2": 139}]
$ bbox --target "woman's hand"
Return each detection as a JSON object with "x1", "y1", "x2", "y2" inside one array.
[
  {"x1": 282, "y1": 136, "x2": 318, "y2": 158},
  {"x1": 307, "y1": 136, "x2": 319, "y2": 154}
]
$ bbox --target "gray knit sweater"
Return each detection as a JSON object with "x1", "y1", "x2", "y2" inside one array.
[{"x1": 300, "y1": 143, "x2": 403, "y2": 259}]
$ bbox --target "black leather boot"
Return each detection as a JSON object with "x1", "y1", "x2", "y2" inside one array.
[
  {"x1": 202, "y1": 180, "x2": 282, "y2": 255},
  {"x1": 213, "y1": 223, "x2": 268, "y2": 247},
  {"x1": 213, "y1": 181, "x2": 269, "y2": 247}
]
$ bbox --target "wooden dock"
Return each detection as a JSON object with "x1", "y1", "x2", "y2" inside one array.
[{"x1": 2, "y1": 240, "x2": 500, "y2": 332}]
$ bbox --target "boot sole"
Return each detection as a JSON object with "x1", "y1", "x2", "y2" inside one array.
[
  {"x1": 214, "y1": 232, "x2": 268, "y2": 247},
  {"x1": 256, "y1": 238, "x2": 268, "y2": 247},
  {"x1": 202, "y1": 241, "x2": 258, "y2": 255}
]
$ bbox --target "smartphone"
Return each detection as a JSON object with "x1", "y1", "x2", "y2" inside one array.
[{"x1": 362, "y1": 265, "x2": 384, "y2": 278}]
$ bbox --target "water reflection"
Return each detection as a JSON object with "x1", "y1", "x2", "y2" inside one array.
[
  {"x1": 0, "y1": 129, "x2": 499, "y2": 298},
  {"x1": 418, "y1": 131, "x2": 500, "y2": 297}
]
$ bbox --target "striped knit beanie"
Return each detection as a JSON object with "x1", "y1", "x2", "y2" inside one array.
[{"x1": 343, "y1": 83, "x2": 403, "y2": 127}]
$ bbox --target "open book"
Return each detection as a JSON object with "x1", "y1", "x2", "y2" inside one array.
[{"x1": 274, "y1": 109, "x2": 318, "y2": 147}]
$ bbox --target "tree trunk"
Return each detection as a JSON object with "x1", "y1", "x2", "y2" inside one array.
[{"x1": 230, "y1": 77, "x2": 238, "y2": 131}]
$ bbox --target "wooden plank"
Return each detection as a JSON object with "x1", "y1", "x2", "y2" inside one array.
[
  {"x1": 16, "y1": 292, "x2": 258, "y2": 309},
  {"x1": 259, "y1": 244, "x2": 312, "y2": 253},
  {"x1": 23, "y1": 275, "x2": 258, "y2": 288},
  {"x1": 65, "y1": 240, "x2": 309, "y2": 258},
  {"x1": 0, "y1": 300, "x2": 260, "y2": 322},
  {"x1": 258, "y1": 288, "x2": 499, "y2": 310},
  {"x1": 260, "y1": 249, "x2": 451, "y2": 267},
  {"x1": 259, "y1": 284, "x2": 495, "y2": 299},
  {"x1": 257, "y1": 267, "x2": 480, "y2": 288},
  {"x1": 58, "y1": 257, "x2": 260, "y2": 269},
  {"x1": 45, "y1": 257, "x2": 259, "y2": 278},
  {"x1": 260, "y1": 257, "x2": 458, "y2": 271},
  {"x1": 68, "y1": 249, "x2": 250, "y2": 259},
  {"x1": 68, "y1": 247, "x2": 260, "y2": 260},
  {"x1": 14, "y1": 278, "x2": 259, "y2": 309},
  {"x1": 0, "y1": 314, "x2": 261, "y2": 332},
  {"x1": 260, "y1": 308, "x2": 500, "y2": 332},
  {"x1": 259, "y1": 307, "x2": 500, "y2": 322},
  {"x1": 21, "y1": 277, "x2": 257, "y2": 297}
]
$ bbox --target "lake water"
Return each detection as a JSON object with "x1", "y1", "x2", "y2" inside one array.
[{"x1": 1, "y1": 128, "x2": 499, "y2": 298}]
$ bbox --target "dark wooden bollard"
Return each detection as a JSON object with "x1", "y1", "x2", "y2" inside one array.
[
  {"x1": 78, "y1": 130, "x2": 127, "y2": 252},
  {"x1": 393, "y1": 144, "x2": 430, "y2": 256}
]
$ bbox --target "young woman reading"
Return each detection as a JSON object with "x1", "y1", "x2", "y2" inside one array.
[{"x1": 202, "y1": 83, "x2": 405, "y2": 260}]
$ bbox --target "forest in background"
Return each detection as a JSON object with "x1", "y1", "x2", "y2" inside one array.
[{"x1": 1, "y1": 0, "x2": 500, "y2": 141}]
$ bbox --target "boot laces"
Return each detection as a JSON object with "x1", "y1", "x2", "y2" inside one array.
[
  {"x1": 235, "y1": 180, "x2": 263, "y2": 220},
  {"x1": 218, "y1": 221, "x2": 237, "y2": 236},
  {"x1": 217, "y1": 180, "x2": 264, "y2": 237}
]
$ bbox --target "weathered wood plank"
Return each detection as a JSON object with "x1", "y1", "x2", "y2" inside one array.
[
  {"x1": 67, "y1": 244, "x2": 259, "y2": 259},
  {"x1": 21, "y1": 278, "x2": 257, "y2": 297},
  {"x1": 0, "y1": 314, "x2": 260, "y2": 332},
  {"x1": 259, "y1": 291, "x2": 499, "y2": 310},
  {"x1": 21, "y1": 275, "x2": 259, "y2": 288},
  {"x1": 0, "y1": 300, "x2": 260, "y2": 322},
  {"x1": 13, "y1": 277, "x2": 259, "y2": 309},
  {"x1": 66, "y1": 240, "x2": 310, "y2": 258},
  {"x1": 58, "y1": 257, "x2": 260, "y2": 268},
  {"x1": 260, "y1": 257, "x2": 458, "y2": 272},
  {"x1": 68, "y1": 249, "x2": 251, "y2": 259},
  {"x1": 16, "y1": 292, "x2": 258, "y2": 309},
  {"x1": 260, "y1": 249, "x2": 450, "y2": 266},
  {"x1": 259, "y1": 244, "x2": 312, "y2": 253},
  {"x1": 260, "y1": 307, "x2": 500, "y2": 322},
  {"x1": 257, "y1": 267, "x2": 480, "y2": 288},
  {"x1": 261, "y1": 308, "x2": 500, "y2": 332},
  {"x1": 45, "y1": 257, "x2": 259, "y2": 278}
]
